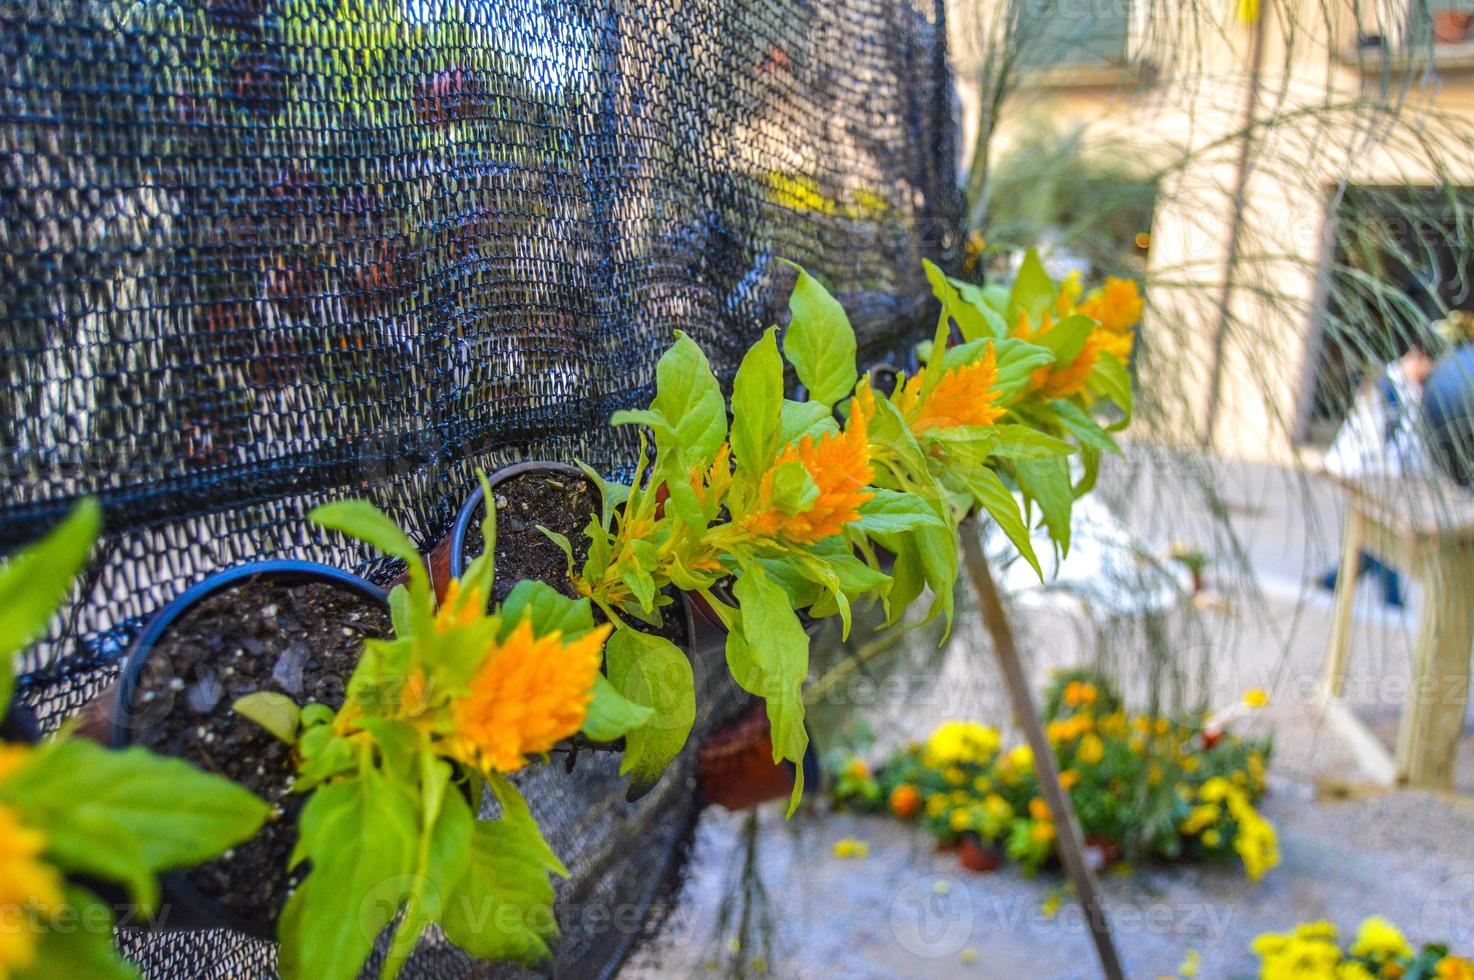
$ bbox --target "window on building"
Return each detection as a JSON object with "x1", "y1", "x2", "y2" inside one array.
[{"x1": 1012, "y1": 0, "x2": 1134, "y2": 68}]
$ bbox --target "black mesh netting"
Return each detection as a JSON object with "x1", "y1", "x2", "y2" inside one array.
[{"x1": 1, "y1": 0, "x2": 959, "y2": 975}]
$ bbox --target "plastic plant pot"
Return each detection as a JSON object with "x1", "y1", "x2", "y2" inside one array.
[
  {"x1": 448, "y1": 459, "x2": 589, "y2": 583},
  {"x1": 109, "y1": 560, "x2": 391, "y2": 936},
  {"x1": 696, "y1": 702, "x2": 822, "y2": 811},
  {"x1": 451, "y1": 459, "x2": 696, "y2": 646}
]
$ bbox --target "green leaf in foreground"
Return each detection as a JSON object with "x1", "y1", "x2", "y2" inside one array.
[
  {"x1": 0, "y1": 498, "x2": 100, "y2": 709},
  {"x1": 781, "y1": 261, "x2": 858, "y2": 406},
  {"x1": 604, "y1": 627, "x2": 695, "y2": 791},
  {"x1": 441, "y1": 779, "x2": 565, "y2": 965},
  {"x1": 582, "y1": 674, "x2": 656, "y2": 742},
  {"x1": 0, "y1": 740, "x2": 268, "y2": 906},
  {"x1": 279, "y1": 771, "x2": 419, "y2": 980}
]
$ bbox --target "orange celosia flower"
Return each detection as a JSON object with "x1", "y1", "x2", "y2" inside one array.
[
  {"x1": 447, "y1": 618, "x2": 611, "y2": 773},
  {"x1": 1078, "y1": 277, "x2": 1143, "y2": 334},
  {"x1": 1029, "y1": 334, "x2": 1098, "y2": 399},
  {"x1": 897, "y1": 346, "x2": 1005, "y2": 432},
  {"x1": 434, "y1": 578, "x2": 485, "y2": 633},
  {"x1": 743, "y1": 410, "x2": 874, "y2": 545},
  {"x1": 691, "y1": 442, "x2": 733, "y2": 511},
  {"x1": 1093, "y1": 327, "x2": 1133, "y2": 364}
]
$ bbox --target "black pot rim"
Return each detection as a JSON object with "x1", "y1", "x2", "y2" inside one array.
[
  {"x1": 448, "y1": 459, "x2": 589, "y2": 582},
  {"x1": 108, "y1": 558, "x2": 389, "y2": 937}
]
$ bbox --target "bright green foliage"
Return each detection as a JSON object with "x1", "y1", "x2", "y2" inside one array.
[
  {"x1": 0, "y1": 502, "x2": 267, "y2": 980},
  {"x1": 257, "y1": 487, "x2": 604, "y2": 980}
]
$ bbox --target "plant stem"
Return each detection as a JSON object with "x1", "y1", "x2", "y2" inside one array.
[{"x1": 958, "y1": 514, "x2": 1124, "y2": 980}]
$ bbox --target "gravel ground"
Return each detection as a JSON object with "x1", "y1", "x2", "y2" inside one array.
[
  {"x1": 626, "y1": 455, "x2": 1474, "y2": 979},
  {"x1": 627, "y1": 786, "x2": 1474, "y2": 980}
]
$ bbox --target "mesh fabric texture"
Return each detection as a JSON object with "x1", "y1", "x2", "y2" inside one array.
[{"x1": 1, "y1": 0, "x2": 959, "y2": 974}]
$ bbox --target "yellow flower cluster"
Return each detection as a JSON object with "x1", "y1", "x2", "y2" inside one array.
[
  {"x1": 0, "y1": 748, "x2": 62, "y2": 980},
  {"x1": 923, "y1": 721, "x2": 1002, "y2": 768},
  {"x1": 1251, "y1": 917, "x2": 1468, "y2": 980},
  {"x1": 1192, "y1": 776, "x2": 1280, "y2": 881}
]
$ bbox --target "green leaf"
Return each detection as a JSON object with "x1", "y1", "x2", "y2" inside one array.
[
  {"x1": 731, "y1": 567, "x2": 810, "y2": 814},
  {"x1": 24, "y1": 886, "x2": 138, "y2": 980},
  {"x1": 1007, "y1": 248, "x2": 1055, "y2": 326},
  {"x1": 950, "y1": 276, "x2": 1012, "y2": 339},
  {"x1": 609, "y1": 408, "x2": 677, "y2": 440},
  {"x1": 441, "y1": 789, "x2": 562, "y2": 966},
  {"x1": 968, "y1": 467, "x2": 1043, "y2": 580},
  {"x1": 780, "y1": 262, "x2": 857, "y2": 406},
  {"x1": 279, "y1": 770, "x2": 419, "y2": 980},
  {"x1": 0, "y1": 498, "x2": 99, "y2": 707},
  {"x1": 854, "y1": 489, "x2": 948, "y2": 534},
  {"x1": 583, "y1": 674, "x2": 656, "y2": 742},
  {"x1": 232, "y1": 691, "x2": 301, "y2": 745},
  {"x1": 1089, "y1": 351, "x2": 1134, "y2": 425},
  {"x1": 923, "y1": 259, "x2": 999, "y2": 344},
  {"x1": 1013, "y1": 455, "x2": 1075, "y2": 559},
  {"x1": 730, "y1": 326, "x2": 784, "y2": 476},
  {"x1": 1050, "y1": 399, "x2": 1122, "y2": 454},
  {"x1": 0, "y1": 741, "x2": 267, "y2": 912},
  {"x1": 768, "y1": 460, "x2": 820, "y2": 515},
  {"x1": 990, "y1": 425, "x2": 1076, "y2": 459},
  {"x1": 1036, "y1": 314, "x2": 1095, "y2": 365},
  {"x1": 992, "y1": 338, "x2": 1056, "y2": 399},
  {"x1": 779, "y1": 399, "x2": 838, "y2": 444},
  {"x1": 604, "y1": 627, "x2": 695, "y2": 790},
  {"x1": 652, "y1": 331, "x2": 728, "y2": 468},
  {"x1": 309, "y1": 500, "x2": 419, "y2": 566},
  {"x1": 498, "y1": 580, "x2": 596, "y2": 642}
]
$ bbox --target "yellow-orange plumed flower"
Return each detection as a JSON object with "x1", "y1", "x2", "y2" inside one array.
[
  {"x1": 447, "y1": 618, "x2": 611, "y2": 773},
  {"x1": 1078, "y1": 278, "x2": 1144, "y2": 334},
  {"x1": 1033, "y1": 336, "x2": 1098, "y2": 400},
  {"x1": 895, "y1": 346, "x2": 1006, "y2": 433},
  {"x1": 1010, "y1": 310, "x2": 1098, "y2": 399},
  {"x1": 0, "y1": 802, "x2": 63, "y2": 980},
  {"x1": 691, "y1": 443, "x2": 733, "y2": 511},
  {"x1": 434, "y1": 578, "x2": 485, "y2": 633},
  {"x1": 743, "y1": 410, "x2": 873, "y2": 545}
]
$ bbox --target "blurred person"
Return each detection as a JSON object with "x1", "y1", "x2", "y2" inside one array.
[
  {"x1": 1318, "y1": 330, "x2": 1438, "y2": 607},
  {"x1": 1422, "y1": 311, "x2": 1474, "y2": 487}
]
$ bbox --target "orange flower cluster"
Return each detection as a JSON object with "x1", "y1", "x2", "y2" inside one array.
[
  {"x1": 447, "y1": 617, "x2": 610, "y2": 773},
  {"x1": 893, "y1": 346, "x2": 1005, "y2": 432},
  {"x1": 742, "y1": 411, "x2": 874, "y2": 545},
  {"x1": 1013, "y1": 311, "x2": 1099, "y2": 400},
  {"x1": 1077, "y1": 277, "x2": 1143, "y2": 363}
]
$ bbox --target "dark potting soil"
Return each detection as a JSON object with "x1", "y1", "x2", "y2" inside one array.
[
  {"x1": 466, "y1": 469, "x2": 688, "y2": 646},
  {"x1": 126, "y1": 578, "x2": 391, "y2": 928},
  {"x1": 465, "y1": 469, "x2": 592, "y2": 607}
]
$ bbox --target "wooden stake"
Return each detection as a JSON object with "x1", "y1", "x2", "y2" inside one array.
[{"x1": 959, "y1": 516, "x2": 1125, "y2": 980}]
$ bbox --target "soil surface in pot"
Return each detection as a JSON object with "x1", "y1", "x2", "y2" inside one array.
[
  {"x1": 126, "y1": 578, "x2": 391, "y2": 927},
  {"x1": 468, "y1": 469, "x2": 688, "y2": 646},
  {"x1": 465, "y1": 469, "x2": 593, "y2": 606}
]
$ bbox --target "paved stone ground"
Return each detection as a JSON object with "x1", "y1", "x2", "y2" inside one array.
[{"x1": 626, "y1": 453, "x2": 1474, "y2": 978}]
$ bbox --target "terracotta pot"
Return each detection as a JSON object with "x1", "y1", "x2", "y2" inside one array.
[
  {"x1": 697, "y1": 703, "x2": 821, "y2": 811},
  {"x1": 1434, "y1": 9, "x2": 1474, "y2": 43},
  {"x1": 958, "y1": 833, "x2": 1002, "y2": 873}
]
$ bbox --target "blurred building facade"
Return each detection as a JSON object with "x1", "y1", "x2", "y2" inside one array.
[{"x1": 952, "y1": 0, "x2": 1474, "y2": 462}]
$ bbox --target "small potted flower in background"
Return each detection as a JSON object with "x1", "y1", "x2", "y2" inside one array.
[
  {"x1": 1, "y1": 501, "x2": 268, "y2": 977},
  {"x1": 233, "y1": 478, "x2": 650, "y2": 980}
]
